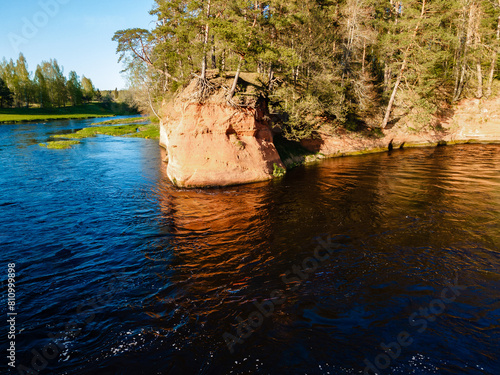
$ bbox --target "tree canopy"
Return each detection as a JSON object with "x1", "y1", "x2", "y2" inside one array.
[
  {"x1": 0, "y1": 54, "x2": 98, "y2": 108},
  {"x1": 114, "y1": 0, "x2": 500, "y2": 137}
]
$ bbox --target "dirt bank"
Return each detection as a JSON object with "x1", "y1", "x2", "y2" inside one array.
[{"x1": 299, "y1": 97, "x2": 500, "y2": 161}]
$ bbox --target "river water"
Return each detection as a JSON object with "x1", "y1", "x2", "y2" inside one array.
[{"x1": 0, "y1": 118, "x2": 499, "y2": 375}]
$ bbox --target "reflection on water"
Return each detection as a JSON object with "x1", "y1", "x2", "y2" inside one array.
[{"x1": 0, "y1": 120, "x2": 499, "y2": 374}]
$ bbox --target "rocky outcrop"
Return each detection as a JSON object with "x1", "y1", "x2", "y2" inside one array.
[
  {"x1": 300, "y1": 97, "x2": 500, "y2": 157},
  {"x1": 160, "y1": 79, "x2": 284, "y2": 187},
  {"x1": 444, "y1": 97, "x2": 500, "y2": 142}
]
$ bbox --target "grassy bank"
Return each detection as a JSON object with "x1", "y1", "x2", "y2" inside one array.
[
  {"x1": 0, "y1": 103, "x2": 138, "y2": 124},
  {"x1": 53, "y1": 124, "x2": 146, "y2": 139},
  {"x1": 39, "y1": 122, "x2": 160, "y2": 149},
  {"x1": 91, "y1": 117, "x2": 150, "y2": 126}
]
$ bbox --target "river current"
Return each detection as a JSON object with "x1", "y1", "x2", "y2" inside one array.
[{"x1": 0, "y1": 118, "x2": 499, "y2": 374}]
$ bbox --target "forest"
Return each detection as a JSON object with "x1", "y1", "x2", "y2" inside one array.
[
  {"x1": 114, "y1": 0, "x2": 500, "y2": 139},
  {"x1": 0, "y1": 54, "x2": 104, "y2": 109}
]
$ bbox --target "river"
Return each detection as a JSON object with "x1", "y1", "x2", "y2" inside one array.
[{"x1": 0, "y1": 118, "x2": 499, "y2": 374}]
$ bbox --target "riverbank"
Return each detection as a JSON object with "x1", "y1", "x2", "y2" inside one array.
[
  {"x1": 0, "y1": 103, "x2": 138, "y2": 124},
  {"x1": 159, "y1": 73, "x2": 500, "y2": 187},
  {"x1": 277, "y1": 97, "x2": 500, "y2": 169}
]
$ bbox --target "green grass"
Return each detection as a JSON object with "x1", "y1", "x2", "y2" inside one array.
[
  {"x1": 39, "y1": 140, "x2": 81, "y2": 149},
  {"x1": 91, "y1": 117, "x2": 149, "y2": 126},
  {"x1": 125, "y1": 124, "x2": 160, "y2": 140},
  {"x1": 0, "y1": 103, "x2": 136, "y2": 124},
  {"x1": 39, "y1": 123, "x2": 160, "y2": 150},
  {"x1": 53, "y1": 123, "x2": 160, "y2": 141},
  {"x1": 53, "y1": 124, "x2": 142, "y2": 139}
]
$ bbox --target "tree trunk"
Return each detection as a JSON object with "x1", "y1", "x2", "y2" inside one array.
[
  {"x1": 211, "y1": 39, "x2": 217, "y2": 69},
  {"x1": 362, "y1": 40, "x2": 366, "y2": 74},
  {"x1": 382, "y1": 0, "x2": 426, "y2": 129},
  {"x1": 227, "y1": 55, "x2": 244, "y2": 100},
  {"x1": 201, "y1": 0, "x2": 211, "y2": 81},
  {"x1": 476, "y1": 62, "x2": 483, "y2": 98},
  {"x1": 475, "y1": 3, "x2": 483, "y2": 99},
  {"x1": 227, "y1": 4, "x2": 258, "y2": 100},
  {"x1": 486, "y1": 12, "x2": 500, "y2": 97},
  {"x1": 452, "y1": 43, "x2": 466, "y2": 101},
  {"x1": 384, "y1": 62, "x2": 392, "y2": 93},
  {"x1": 268, "y1": 65, "x2": 274, "y2": 90},
  {"x1": 486, "y1": 50, "x2": 497, "y2": 98},
  {"x1": 381, "y1": 62, "x2": 406, "y2": 129},
  {"x1": 453, "y1": 3, "x2": 476, "y2": 101}
]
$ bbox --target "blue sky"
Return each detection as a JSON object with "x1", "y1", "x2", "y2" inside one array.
[{"x1": 0, "y1": 0, "x2": 155, "y2": 89}]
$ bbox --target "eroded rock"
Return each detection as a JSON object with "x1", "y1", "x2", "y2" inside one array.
[{"x1": 160, "y1": 80, "x2": 284, "y2": 187}]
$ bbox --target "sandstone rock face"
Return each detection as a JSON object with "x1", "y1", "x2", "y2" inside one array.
[
  {"x1": 300, "y1": 97, "x2": 500, "y2": 157},
  {"x1": 159, "y1": 121, "x2": 168, "y2": 149},
  {"x1": 445, "y1": 97, "x2": 500, "y2": 142},
  {"x1": 161, "y1": 99, "x2": 284, "y2": 187}
]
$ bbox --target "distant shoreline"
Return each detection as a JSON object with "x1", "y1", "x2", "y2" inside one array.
[
  {"x1": 0, "y1": 103, "x2": 138, "y2": 124},
  {"x1": 0, "y1": 114, "x2": 114, "y2": 124}
]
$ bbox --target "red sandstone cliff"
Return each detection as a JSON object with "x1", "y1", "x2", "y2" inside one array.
[{"x1": 159, "y1": 78, "x2": 284, "y2": 187}]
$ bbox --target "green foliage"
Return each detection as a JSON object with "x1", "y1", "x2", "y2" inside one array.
[
  {"x1": 81, "y1": 76, "x2": 95, "y2": 103},
  {"x1": 0, "y1": 78, "x2": 13, "y2": 108},
  {"x1": 125, "y1": 124, "x2": 160, "y2": 139},
  {"x1": 114, "y1": 0, "x2": 500, "y2": 135},
  {"x1": 0, "y1": 54, "x2": 101, "y2": 110},
  {"x1": 273, "y1": 134, "x2": 316, "y2": 168},
  {"x1": 370, "y1": 127, "x2": 384, "y2": 138},
  {"x1": 273, "y1": 163, "x2": 286, "y2": 178},
  {"x1": 272, "y1": 85, "x2": 322, "y2": 141},
  {"x1": 39, "y1": 123, "x2": 159, "y2": 148},
  {"x1": 67, "y1": 71, "x2": 83, "y2": 106}
]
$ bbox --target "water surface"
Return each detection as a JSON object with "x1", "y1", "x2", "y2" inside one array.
[{"x1": 0, "y1": 119, "x2": 499, "y2": 374}]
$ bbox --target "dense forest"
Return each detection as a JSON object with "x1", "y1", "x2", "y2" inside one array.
[
  {"x1": 115, "y1": 0, "x2": 500, "y2": 138},
  {"x1": 0, "y1": 54, "x2": 130, "y2": 109}
]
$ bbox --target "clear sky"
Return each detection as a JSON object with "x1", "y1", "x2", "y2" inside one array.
[{"x1": 0, "y1": 0, "x2": 155, "y2": 90}]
